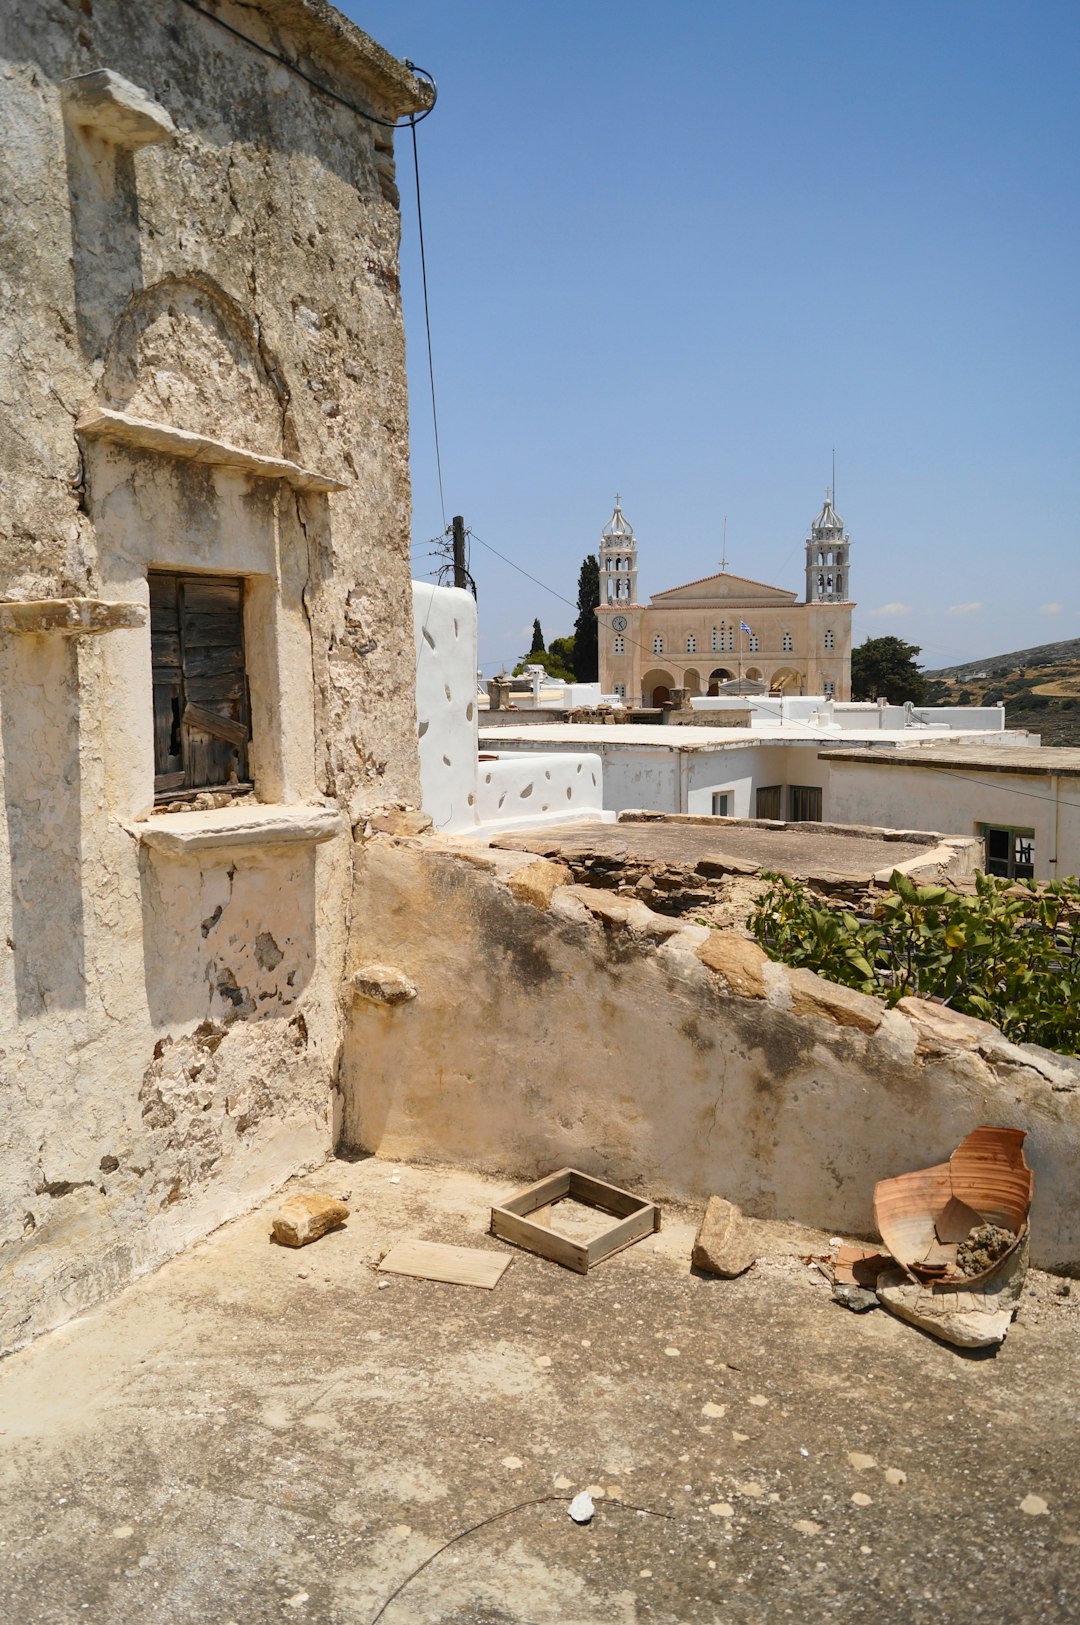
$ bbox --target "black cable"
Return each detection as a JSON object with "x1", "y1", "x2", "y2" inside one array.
[
  {"x1": 409, "y1": 117, "x2": 446, "y2": 530},
  {"x1": 175, "y1": 0, "x2": 436, "y2": 128}
]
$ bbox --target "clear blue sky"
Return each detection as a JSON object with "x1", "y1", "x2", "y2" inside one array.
[{"x1": 344, "y1": 0, "x2": 1079, "y2": 674}]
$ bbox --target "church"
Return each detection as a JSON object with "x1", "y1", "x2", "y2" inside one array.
[{"x1": 595, "y1": 494, "x2": 855, "y2": 706}]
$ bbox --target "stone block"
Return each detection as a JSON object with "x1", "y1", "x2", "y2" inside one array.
[
  {"x1": 787, "y1": 968, "x2": 883, "y2": 1034},
  {"x1": 692, "y1": 1196, "x2": 757, "y2": 1278},
  {"x1": 352, "y1": 965, "x2": 418, "y2": 1005},
  {"x1": 507, "y1": 859, "x2": 571, "y2": 911},
  {"x1": 694, "y1": 934, "x2": 768, "y2": 999},
  {"x1": 271, "y1": 1194, "x2": 350, "y2": 1248},
  {"x1": 370, "y1": 809, "x2": 434, "y2": 836}
]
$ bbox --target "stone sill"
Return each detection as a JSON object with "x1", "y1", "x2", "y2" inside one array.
[
  {"x1": 135, "y1": 804, "x2": 345, "y2": 856},
  {"x1": 0, "y1": 599, "x2": 146, "y2": 635},
  {"x1": 76, "y1": 410, "x2": 347, "y2": 494}
]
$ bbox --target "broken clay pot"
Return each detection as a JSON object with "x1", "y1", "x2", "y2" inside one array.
[{"x1": 872, "y1": 1126, "x2": 1033, "y2": 1288}]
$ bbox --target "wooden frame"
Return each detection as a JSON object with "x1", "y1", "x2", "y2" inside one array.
[{"x1": 490, "y1": 1168, "x2": 661, "y2": 1275}]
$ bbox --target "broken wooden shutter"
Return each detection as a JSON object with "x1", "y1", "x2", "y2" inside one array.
[{"x1": 150, "y1": 571, "x2": 251, "y2": 800}]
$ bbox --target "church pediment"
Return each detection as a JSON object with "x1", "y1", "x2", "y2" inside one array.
[{"x1": 650, "y1": 571, "x2": 798, "y2": 607}]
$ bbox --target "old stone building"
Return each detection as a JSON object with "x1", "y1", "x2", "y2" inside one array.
[
  {"x1": 0, "y1": 0, "x2": 432, "y2": 1347},
  {"x1": 596, "y1": 495, "x2": 855, "y2": 704}
]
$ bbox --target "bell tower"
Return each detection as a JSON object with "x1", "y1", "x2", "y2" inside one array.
[
  {"x1": 599, "y1": 495, "x2": 638, "y2": 606},
  {"x1": 805, "y1": 490, "x2": 850, "y2": 603}
]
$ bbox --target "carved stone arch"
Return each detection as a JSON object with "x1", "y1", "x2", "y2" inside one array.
[
  {"x1": 641, "y1": 667, "x2": 675, "y2": 706},
  {"x1": 770, "y1": 667, "x2": 803, "y2": 694},
  {"x1": 683, "y1": 667, "x2": 701, "y2": 694},
  {"x1": 100, "y1": 274, "x2": 291, "y2": 456}
]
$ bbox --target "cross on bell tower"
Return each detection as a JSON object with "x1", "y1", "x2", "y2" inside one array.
[
  {"x1": 599, "y1": 495, "x2": 638, "y2": 606},
  {"x1": 805, "y1": 488, "x2": 850, "y2": 603}
]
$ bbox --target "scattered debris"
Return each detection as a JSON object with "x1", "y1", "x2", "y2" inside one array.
[
  {"x1": 691, "y1": 1196, "x2": 757, "y2": 1278},
  {"x1": 833, "y1": 1245, "x2": 893, "y2": 1287},
  {"x1": 270, "y1": 1193, "x2": 349, "y2": 1249},
  {"x1": 1020, "y1": 1494, "x2": 1050, "y2": 1517},
  {"x1": 568, "y1": 1490, "x2": 595, "y2": 1523},
  {"x1": 491, "y1": 1168, "x2": 660, "y2": 1275},
  {"x1": 377, "y1": 1240, "x2": 510, "y2": 1290}
]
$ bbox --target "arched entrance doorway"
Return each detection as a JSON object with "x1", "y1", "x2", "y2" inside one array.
[
  {"x1": 683, "y1": 668, "x2": 701, "y2": 695},
  {"x1": 707, "y1": 667, "x2": 733, "y2": 696},
  {"x1": 641, "y1": 668, "x2": 675, "y2": 706},
  {"x1": 770, "y1": 667, "x2": 804, "y2": 694}
]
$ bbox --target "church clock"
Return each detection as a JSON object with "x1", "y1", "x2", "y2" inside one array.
[{"x1": 611, "y1": 614, "x2": 628, "y2": 632}]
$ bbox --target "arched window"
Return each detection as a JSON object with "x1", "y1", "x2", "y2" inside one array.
[
  {"x1": 653, "y1": 635, "x2": 664, "y2": 655},
  {"x1": 710, "y1": 627, "x2": 718, "y2": 653},
  {"x1": 835, "y1": 573, "x2": 843, "y2": 595},
  {"x1": 782, "y1": 631, "x2": 793, "y2": 653},
  {"x1": 614, "y1": 634, "x2": 625, "y2": 654},
  {"x1": 749, "y1": 634, "x2": 759, "y2": 653},
  {"x1": 686, "y1": 634, "x2": 696, "y2": 654},
  {"x1": 817, "y1": 574, "x2": 825, "y2": 599},
  {"x1": 824, "y1": 629, "x2": 834, "y2": 650}
]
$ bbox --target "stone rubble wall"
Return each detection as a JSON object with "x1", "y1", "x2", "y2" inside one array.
[
  {"x1": 0, "y1": 1, "x2": 427, "y2": 1350},
  {"x1": 343, "y1": 840, "x2": 1080, "y2": 1274}
]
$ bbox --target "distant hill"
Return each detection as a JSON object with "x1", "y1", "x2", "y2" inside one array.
[
  {"x1": 923, "y1": 634, "x2": 1080, "y2": 747},
  {"x1": 926, "y1": 635, "x2": 1080, "y2": 681}
]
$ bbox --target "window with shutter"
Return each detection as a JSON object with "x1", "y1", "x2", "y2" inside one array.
[{"x1": 150, "y1": 571, "x2": 252, "y2": 802}]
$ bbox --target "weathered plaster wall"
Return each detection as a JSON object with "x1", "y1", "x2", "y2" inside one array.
[
  {"x1": 0, "y1": 0, "x2": 429, "y2": 1349},
  {"x1": 343, "y1": 841, "x2": 1080, "y2": 1273}
]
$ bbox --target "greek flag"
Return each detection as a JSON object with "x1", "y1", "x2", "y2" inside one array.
[{"x1": 739, "y1": 620, "x2": 752, "y2": 634}]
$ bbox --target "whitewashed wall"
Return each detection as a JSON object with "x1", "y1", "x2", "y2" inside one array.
[
  {"x1": 827, "y1": 760, "x2": 1080, "y2": 882},
  {"x1": 476, "y1": 753, "x2": 603, "y2": 832},
  {"x1": 412, "y1": 583, "x2": 479, "y2": 833}
]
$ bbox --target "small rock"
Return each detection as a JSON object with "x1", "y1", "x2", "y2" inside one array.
[
  {"x1": 1020, "y1": 1494, "x2": 1049, "y2": 1517},
  {"x1": 271, "y1": 1193, "x2": 349, "y2": 1249},
  {"x1": 701, "y1": 1402, "x2": 727, "y2": 1419},
  {"x1": 851, "y1": 1492, "x2": 873, "y2": 1508},
  {"x1": 748, "y1": 1395, "x2": 769, "y2": 1407},
  {"x1": 568, "y1": 1491, "x2": 595, "y2": 1523},
  {"x1": 710, "y1": 1502, "x2": 735, "y2": 1517},
  {"x1": 553, "y1": 1475, "x2": 573, "y2": 1490},
  {"x1": 501, "y1": 1456, "x2": 523, "y2": 1470},
  {"x1": 848, "y1": 1453, "x2": 877, "y2": 1472},
  {"x1": 832, "y1": 1284, "x2": 880, "y2": 1314},
  {"x1": 792, "y1": 1519, "x2": 821, "y2": 1535},
  {"x1": 884, "y1": 1468, "x2": 907, "y2": 1486}
]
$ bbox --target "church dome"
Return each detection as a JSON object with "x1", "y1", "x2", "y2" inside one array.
[
  {"x1": 602, "y1": 495, "x2": 635, "y2": 541},
  {"x1": 812, "y1": 494, "x2": 844, "y2": 535}
]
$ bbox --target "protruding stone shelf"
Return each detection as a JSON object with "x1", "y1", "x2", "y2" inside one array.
[
  {"x1": 62, "y1": 69, "x2": 176, "y2": 147},
  {"x1": 76, "y1": 410, "x2": 348, "y2": 494},
  {"x1": 135, "y1": 803, "x2": 345, "y2": 856},
  {"x1": 0, "y1": 598, "x2": 146, "y2": 635}
]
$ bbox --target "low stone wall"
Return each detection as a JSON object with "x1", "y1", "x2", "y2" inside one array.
[{"x1": 343, "y1": 839, "x2": 1080, "y2": 1273}]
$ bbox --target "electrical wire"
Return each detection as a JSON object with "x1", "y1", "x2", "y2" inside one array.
[
  {"x1": 174, "y1": 0, "x2": 436, "y2": 128},
  {"x1": 408, "y1": 117, "x2": 446, "y2": 530}
]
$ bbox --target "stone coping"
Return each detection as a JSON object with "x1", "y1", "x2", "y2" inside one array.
[
  {"x1": 824, "y1": 745, "x2": 1080, "y2": 779},
  {"x1": 76, "y1": 410, "x2": 347, "y2": 494},
  {"x1": 134, "y1": 803, "x2": 345, "y2": 855},
  {"x1": 0, "y1": 599, "x2": 146, "y2": 635}
]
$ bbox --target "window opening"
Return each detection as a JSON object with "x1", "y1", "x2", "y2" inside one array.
[
  {"x1": 782, "y1": 631, "x2": 793, "y2": 653},
  {"x1": 824, "y1": 629, "x2": 834, "y2": 650},
  {"x1": 711, "y1": 791, "x2": 731, "y2": 817},
  {"x1": 756, "y1": 784, "x2": 783, "y2": 820},
  {"x1": 686, "y1": 634, "x2": 696, "y2": 654},
  {"x1": 982, "y1": 825, "x2": 1035, "y2": 879},
  {"x1": 614, "y1": 634, "x2": 625, "y2": 654},
  {"x1": 150, "y1": 571, "x2": 252, "y2": 803},
  {"x1": 653, "y1": 635, "x2": 664, "y2": 655},
  {"x1": 788, "y1": 785, "x2": 823, "y2": 822}
]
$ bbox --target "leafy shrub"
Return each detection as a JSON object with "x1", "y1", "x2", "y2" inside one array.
[{"x1": 748, "y1": 869, "x2": 1080, "y2": 1055}]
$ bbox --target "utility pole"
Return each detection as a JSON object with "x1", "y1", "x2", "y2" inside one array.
[{"x1": 452, "y1": 515, "x2": 466, "y2": 591}]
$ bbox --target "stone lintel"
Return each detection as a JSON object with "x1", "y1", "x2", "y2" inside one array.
[
  {"x1": 76, "y1": 409, "x2": 347, "y2": 493},
  {"x1": 0, "y1": 599, "x2": 147, "y2": 635},
  {"x1": 137, "y1": 804, "x2": 345, "y2": 855},
  {"x1": 62, "y1": 70, "x2": 177, "y2": 146}
]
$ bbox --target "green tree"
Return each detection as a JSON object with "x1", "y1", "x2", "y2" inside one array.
[
  {"x1": 529, "y1": 618, "x2": 546, "y2": 655},
  {"x1": 549, "y1": 634, "x2": 576, "y2": 670},
  {"x1": 513, "y1": 648, "x2": 575, "y2": 682},
  {"x1": 850, "y1": 636, "x2": 927, "y2": 704},
  {"x1": 572, "y1": 554, "x2": 600, "y2": 682}
]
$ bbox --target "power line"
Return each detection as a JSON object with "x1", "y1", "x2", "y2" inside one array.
[{"x1": 408, "y1": 118, "x2": 446, "y2": 530}]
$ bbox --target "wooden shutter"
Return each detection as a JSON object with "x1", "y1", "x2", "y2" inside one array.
[{"x1": 150, "y1": 572, "x2": 251, "y2": 801}]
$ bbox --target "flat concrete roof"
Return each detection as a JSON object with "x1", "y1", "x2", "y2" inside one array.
[
  {"x1": 824, "y1": 744, "x2": 1080, "y2": 779},
  {"x1": 490, "y1": 818, "x2": 939, "y2": 878},
  {"x1": 479, "y1": 723, "x2": 1019, "y2": 753},
  {"x1": 3, "y1": 1154, "x2": 1077, "y2": 1623}
]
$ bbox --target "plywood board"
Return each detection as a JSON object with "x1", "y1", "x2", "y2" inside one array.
[{"x1": 377, "y1": 1240, "x2": 510, "y2": 1290}]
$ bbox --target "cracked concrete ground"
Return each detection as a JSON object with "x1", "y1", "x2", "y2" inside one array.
[{"x1": 1, "y1": 1156, "x2": 1078, "y2": 1624}]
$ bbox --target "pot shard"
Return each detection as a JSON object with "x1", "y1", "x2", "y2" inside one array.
[{"x1": 873, "y1": 1126, "x2": 1033, "y2": 1287}]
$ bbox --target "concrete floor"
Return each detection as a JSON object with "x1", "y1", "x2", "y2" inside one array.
[{"x1": 1, "y1": 1156, "x2": 1078, "y2": 1624}]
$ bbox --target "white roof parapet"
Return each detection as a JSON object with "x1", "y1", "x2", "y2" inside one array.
[{"x1": 76, "y1": 409, "x2": 347, "y2": 494}]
